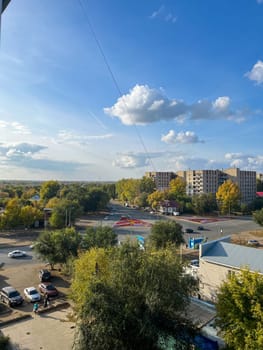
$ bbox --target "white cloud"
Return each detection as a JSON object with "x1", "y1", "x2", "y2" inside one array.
[
  {"x1": 245, "y1": 60, "x2": 263, "y2": 84},
  {"x1": 104, "y1": 85, "x2": 245, "y2": 125},
  {"x1": 161, "y1": 130, "x2": 203, "y2": 144},
  {"x1": 57, "y1": 130, "x2": 113, "y2": 145},
  {"x1": 224, "y1": 152, "x2": 263, "y2": 169},
  {"x1": 257, "y1": 0, "x2": 263, "y2": 4},
  {"x1": 213, "y1": 96, "x2": 230, "y2": 111},
  {"x1": 0, "y1": 120, "x2": 31, "y2": 135},
  {"x1": 150, "y1": 6, "x2": 177, "y2": 23},
  {"x1": 113, "y1": 153, "x2": 150, "y2": 168},
  {"x1": 104, "y1": 85, "x2": 187, "y2": 125}
]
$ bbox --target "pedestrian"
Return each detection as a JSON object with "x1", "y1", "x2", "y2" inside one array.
[
  {"x1": 43, "y1": 293, "x2": 50, "y2": 308},
  {"x1": 33, "y1": 302, "x2": 39, "y2": 316}
]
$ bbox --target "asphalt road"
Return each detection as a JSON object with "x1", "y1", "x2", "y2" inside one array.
[
  {"x1": 0, "y1": 246, "x2": 37, "y2": 268},
  {"x1": 102, "y1": 202, "x2": 262, "y2": 245}
]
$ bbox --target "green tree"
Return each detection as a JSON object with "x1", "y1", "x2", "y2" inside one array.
[
  {"x1": 49, "y1": 199, "x2": 81, "y2": 229},
  {"x1": 40, "y1": 180, "x2": 60, "y2": 204},
  {"x1": 139, "y1": 176, "x2": 156, "y2": 194},
  {"x1": 253, "y1": 208, "x2": 263, "y2": 226},
  {"x1": 216, "y1": 269, "x2": 263, "y2": 350},
  {"x1": 35, "y1": 228, "x2": 81, "y2": 268},
  {"x1": 71, "y1": 244, "x2": 197, "y2": 350},
  {"x1": 191, "y1": 193, "x2": 217, "y2": 215},
  {"x1": 149, "y1": 220, "x2": 185, "y2": 249},
  {"x1": 216, "y1": 180, "x2": 241, "y2": 215},
  {"x1": 81, "y1": 226, "x2": 118, "y2": 250}
]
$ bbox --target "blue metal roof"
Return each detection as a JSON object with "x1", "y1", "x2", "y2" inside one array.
[{"x1": 201, "y1": 241, "x2": 263, "y2": 273}]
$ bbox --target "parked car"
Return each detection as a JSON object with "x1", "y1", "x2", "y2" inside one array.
[
  {"x1": 0, "y1": 286, "x2": 24, "y2": 306},
  {"x1": 24, "y1": 287, "x2": 41, "y2": 302},
  {"x1": 247, "y1": 239, "x2": 260, "y2": 247},
  {"x1": 8, "y1": 250, "x2": 26, "y2": 258},
  {"x1": 190, "y1": 259, "x2": 200, "y2": 268},
  {"x1": 185, "y1": 228, "x2": 194, "y2": 233},
  {"x1": 39, "y1": 269, "x2": 51, "y2": 282},
  {"x1": 197, "y1": 226, "x2": 204, "y2": 230},
  {"x1": 38, "y1": 283, "x2": 58, "y2": 297}
]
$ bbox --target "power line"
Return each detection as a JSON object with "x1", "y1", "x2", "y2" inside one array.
[{"x1": 77, "y1": 0, "x2": 157, "y2": 172}]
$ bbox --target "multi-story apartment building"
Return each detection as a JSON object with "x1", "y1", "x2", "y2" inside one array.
[
  {"x1": 144, "y1": 171, "x2": 176, "y2": 191},
  {"x1": 176, "y1": 168, "x2": 256, "y2": 204}
]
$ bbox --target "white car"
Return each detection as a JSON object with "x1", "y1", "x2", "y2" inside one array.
[
  {"x1": 24, "y1": 287, "x2": 41, "y2": 302},
  {"x1": 8, "y1": 250, "x2": 27, "y2": 258}
]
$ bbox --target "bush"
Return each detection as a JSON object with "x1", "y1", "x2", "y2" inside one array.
[{"x1": 0, "y1": 334, "x2": 10, "y2": 349}]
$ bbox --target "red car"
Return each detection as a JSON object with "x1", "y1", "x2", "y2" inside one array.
[{"x1": 38, "y1": 283, "x2": 58, "y2": 297}]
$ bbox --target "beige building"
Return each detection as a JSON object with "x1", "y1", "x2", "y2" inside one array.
[
  {"x1": 144, "y1": 171, "x2": 176, "y2": 191},
  {"x1": 198, "y1": 237, "x2": 263, "y2": 302},
  {"x1": 176, "y1": 168, "x2": 256, "y2": 204}
]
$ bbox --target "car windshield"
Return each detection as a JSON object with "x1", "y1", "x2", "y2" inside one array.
[
  {"x1": 29, "y1": 289, "x2": 38, "y2": 295},
  {"x1": 9, "y1": 291, "x2": 20, "y2": 298},
  {"x1": 46, "y1": 285, "x2": 55, "y2": 290}
]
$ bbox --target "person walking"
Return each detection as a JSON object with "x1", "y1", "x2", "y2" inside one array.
[
  {"x1": 43, "y1": 293, "x2": 50, "y2": 308},
  {"x1": 33, "y1": 302, "x2": 39, "y2": 316}
]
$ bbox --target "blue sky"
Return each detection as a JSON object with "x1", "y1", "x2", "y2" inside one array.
[{"x1": 0, "y1": 0, "x2": 263, "y2": 181}]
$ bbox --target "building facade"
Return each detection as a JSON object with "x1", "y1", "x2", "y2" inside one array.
[
  {"x1": 176, "y1": 168, "x2": 256, "y2": 204},
  {"x1": 198, "y1": 237, "x2": 263, "y2": 302},
  {"x1": 144, "y1": 171, "x2": 176, "y2": 191}
]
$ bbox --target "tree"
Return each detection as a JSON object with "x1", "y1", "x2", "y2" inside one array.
[
  {"x1": 81, "y1": 226, "x2": 118, "y2": 250},
  {"x1": 48, "y1": 199, "x2": 81, "y2": 229},
  {"x1": 34, "y1": 228, "x2": 81, "y2": 268},
  {"x1": 0, "y1": 197, "x2": 22, "y2": 229},
  {"x1": 148, "y1": 220, "x2": 185, "y2": 249},
  {"x1": 168, "y1": 177, "x2": 186, "y2": 201},
  {"x1": 139, "y1": 176, "x2": 156, "y2": 194},
  {"x1": 71, "y1": 244, "x2": 198, "y2": 350},
  {"x1": 216, "y1": 269, "x2": 263, "y2": 350},
  {"x1": 147, "y1": 190, "x2": 166, "y2": 210},
  {"x1": 253, "y1": 208, "x2": 263, "y2": 226},
  {"x1": 191, "y1": 193, "x2": 217, "y2": 215},
  {"x1": 40, "y1": 180, "x2": 60, "y2": 204},
  {"x1": 216, "y1": 180, "x2": 241, "y2": 215},
  {"x1": 20, "y1": 205, "x2": 42, "y2": 228}
]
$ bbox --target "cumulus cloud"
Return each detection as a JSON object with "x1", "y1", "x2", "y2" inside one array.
[
  {"x1": 225, "y1": 152, "x2": 263, "y2": 169},
  {"x1": 113, "y1": 153, "x2": 149, "y2": 169},
  {"x1": 0, "y1": 143, "x2": 46, "y2": 158},
  {"x1": 245, "y1": 60, "x2": 263, "y2": 84},
  {"x1": 150, "y1": 5, "x2": 177, "y2": 23},
  {"x1": 104, "y1": 85, "x2": 246, "y2": 125},
  {"x1": 161, "y1": 130, "x2": 203, "y2": 144}
]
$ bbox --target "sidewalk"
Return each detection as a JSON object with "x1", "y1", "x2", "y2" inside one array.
[{"x1": 1, "y1": 306, "x2": 75, "y2": 350}]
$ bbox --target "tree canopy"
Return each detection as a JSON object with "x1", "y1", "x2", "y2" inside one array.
[
  {"x1": 71, "y1": 244, "x2": 198, "y2": 350},
  {"x1": 216, "y1": 179, "x2": 241, "y2": 214},
  {"x1": 81, "y1": 226, "x2": 118, "y2": 250},
  {"x1": 253, "y1": 208, "x2": 263, "y2": 226},
  {"x1": 34, "y1": 228, "x2": 81, "y2": 268},
  {"x1": 216, "y1": 269, "x2": 263, "y2": 350},
  {"x1": 148, "y1": 220, "x2": 185, "y2": 249}
]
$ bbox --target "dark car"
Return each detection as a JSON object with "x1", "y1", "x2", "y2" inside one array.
[
  {"x1": 197, "y1": 226, "x2": 204, "y2": 230},
  {"x1": 38, "y1": 283, "x2": 58, "y2": 297},
  {"x1": 0, "y1": 286, "x2": 24, "y2": 307},
  {"x1": 39, "y1": 269, "x2": 51, "y2": 282},
  {"x1": 185, "y1": 228, "x2": 194, "y2": 233}
]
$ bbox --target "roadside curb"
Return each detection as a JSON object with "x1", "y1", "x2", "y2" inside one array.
[{"x1": 0, "y1": 301, "x2": 71, "y2": 327}]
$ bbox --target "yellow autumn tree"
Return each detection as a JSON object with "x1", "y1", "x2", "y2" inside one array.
[{"x1": 216, "y1": 179, "x2": 241, "y2": 214}]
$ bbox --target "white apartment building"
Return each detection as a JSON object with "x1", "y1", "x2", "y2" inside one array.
[{"x1": 176, "y1": 168, "x2": 256, "y2": 204}]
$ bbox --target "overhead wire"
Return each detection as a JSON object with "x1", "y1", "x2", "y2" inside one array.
[{"x1": 77, "y1": 0, "x2": 157, "y2": 172}]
